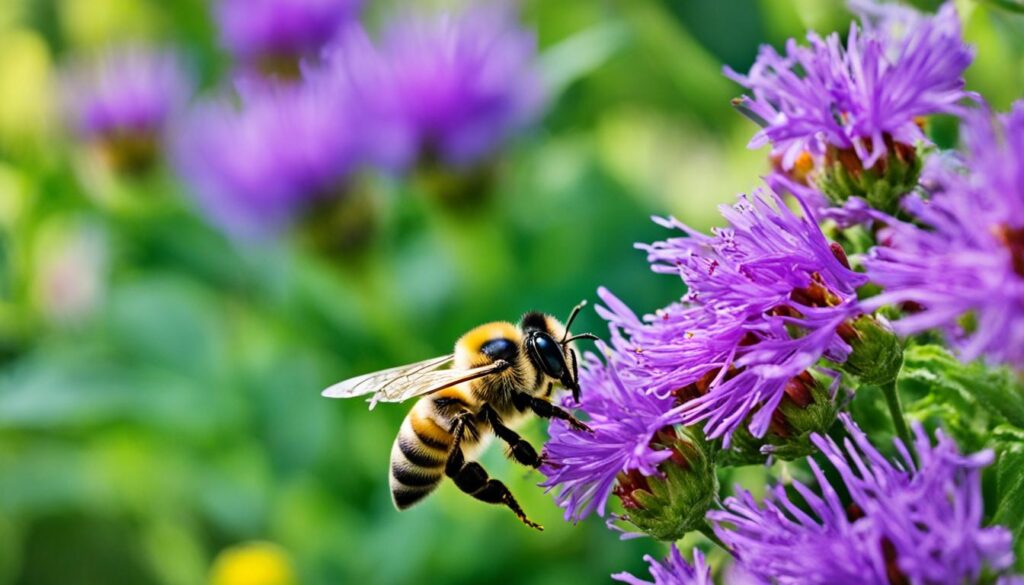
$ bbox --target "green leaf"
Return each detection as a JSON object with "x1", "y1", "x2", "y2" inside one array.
[
  {"x1": 985, "y1": 0, "x2": 1024, "y2": 15},
  {"x1": 541, "y1": 24, "x2": 629, "y2": 100},
  {"x1": 900, "y1": 344, "x2": 1024, "y2": 430},
  {"x1": 993, "y1": 427, "x2": 1024, "y2": 571}
]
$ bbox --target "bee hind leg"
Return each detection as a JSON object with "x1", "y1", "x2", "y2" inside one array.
[{"x1": 445, "y1": 415, "x2": 543, "y2": 531}]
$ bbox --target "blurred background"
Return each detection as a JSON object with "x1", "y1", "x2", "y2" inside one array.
[{"x1": 0, "y1": 0, "x2": 1022, "y2": 583}]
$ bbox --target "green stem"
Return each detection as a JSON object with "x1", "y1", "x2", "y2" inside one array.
[
  {"x1": 881, "y1": 379, "x2": 914, "y2": 451},
  {"x1": 696, "y1": 520, "x2": 729, "y2": 552}
]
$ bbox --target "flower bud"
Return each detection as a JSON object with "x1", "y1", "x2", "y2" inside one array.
[
  {"x1": 817, "y1": 139, "x2": 922, "y2": 216},
  {"x1": 612, "y1": 426, "x2": 718, "y2": 541},
  {"x1": 721, "y1": 371, "x2": 841, "y2": 466},
  {"x1": 839, "y1": 314, "x2": 904, "y2": 385}
]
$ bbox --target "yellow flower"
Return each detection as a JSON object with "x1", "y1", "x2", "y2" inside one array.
[{"x1": 208, "y1": 542, "x2": 298, "y2": 585}]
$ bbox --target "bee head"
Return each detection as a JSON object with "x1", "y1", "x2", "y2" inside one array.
[
  {"x1": 520, "y1": 302, "x2": 597, "y2": 402},
  {"x1": 524, "y1": 329, "x2": 578, "y2": 400}
]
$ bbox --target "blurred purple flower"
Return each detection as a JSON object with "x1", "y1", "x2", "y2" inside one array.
[
  {"x1": 175, "y1": 79, "x2": 362, "y2": 236},
  {"x1": 612, "y1": 546, "x2": 712, "y2": 585},
  {"x1": 323, "y1": 3, "x2": 543, "y2": 168},
  {"x1": 539, "y1": 353, "x2": 685, "y2": 522},
  {"x1": 727, "y1": 1, "x2": 973, "y2": 170},
  {"x1": 863, "y1": 103, "x2": 1024, "y2": 365},
  {"x1": 216, "y1": 0, "x2": 361, "y2": 70},
  {"x1": 710, "y1": 414, "x2": 1017, "y2": 585},
  {"x1": 63, "y1": 45, "x2": 192, "y2": 143},
  {"x1": 600, "y1": 192, "x2": 864, "y2": 443}
]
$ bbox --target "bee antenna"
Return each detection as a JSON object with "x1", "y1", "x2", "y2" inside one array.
[
  {"x1": 562, "y1": 333, "x2": 599, "y2": 344},
  {"x1": 560, "y1": 300, "x2": 588, "y2": 343}
]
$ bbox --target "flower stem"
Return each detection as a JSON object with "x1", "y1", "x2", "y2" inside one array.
[
  {"x1": 697, "y1": 520, "x2": 728, "y2": 551},
  {"x1": 881, "y1": 378, "x2": 913, "y2": 452}
]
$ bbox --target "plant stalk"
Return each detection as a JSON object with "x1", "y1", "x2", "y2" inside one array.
[{"x1": 881, "y1": 379, "x2": 914, "y2": 452}]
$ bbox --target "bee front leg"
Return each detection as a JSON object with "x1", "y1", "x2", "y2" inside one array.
[
  {"x1": 479, "y1": 404, "x2": 542, "y2": 468},
  {"x1": 512, "y1": 392, "x2": 593, "y2": 433}
]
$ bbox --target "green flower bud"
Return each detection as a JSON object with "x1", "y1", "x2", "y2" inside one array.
[
  {"x1": 817, "y1": 140, "x2": 922, "y2": 216},
  {"x1": 840, "y1": 314, "x2": 904, "y2": 385},
  {"x1": 721, "y1": 371, "x2": 842, "y2": 466},
  {"x1": 613, "y1": 426, "x2": 718, "y2": 541}
]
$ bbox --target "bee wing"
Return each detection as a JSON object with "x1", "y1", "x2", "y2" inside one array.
[{"x1": 321, "y1": 355, "x2": 510, "y2": 409}]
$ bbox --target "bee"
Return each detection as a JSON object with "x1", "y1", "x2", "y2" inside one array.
[{"x1": 322, "y1": 303, "x2": 597, "y2": 530}]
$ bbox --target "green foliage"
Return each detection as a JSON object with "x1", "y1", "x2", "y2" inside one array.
[
  {"x1": 896, "y1": 344, "x2": 1024, "y2": 557},
  {"x1": 902, "y1": 344, "x2": 1024, "y2": 435},
  {"x1": 994, "y1": 426, "x2": 1024, "y2": 572}
]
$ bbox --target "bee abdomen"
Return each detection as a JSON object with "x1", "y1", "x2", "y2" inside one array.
[{"x1": 390, "y1": 413, "x2": 449, "y2": 510}]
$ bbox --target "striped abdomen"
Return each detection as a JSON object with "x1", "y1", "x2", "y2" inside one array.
[{"x1": 390, "y1": 400, "x2": 453, "y2": 509}]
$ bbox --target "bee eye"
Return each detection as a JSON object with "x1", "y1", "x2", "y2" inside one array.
[
  {"x1": 481, "y1": 338, "x2": 517, "y2": 362},
  {"x1": 532, "y1": 334, "x2": 565, "y2": 378}
]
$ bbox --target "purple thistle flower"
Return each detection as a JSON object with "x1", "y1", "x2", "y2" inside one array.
[
  {"x1": 216, "y1": 0, "x2": 361, "y2": 72},
  {"x1": 539, "y1": 353, "x2": 686, "y2": 522},
  {"x1": 863, "y1": 103, "x2": 1024, "y2": 365},
  {"x1": 602, "y1": 191, "x2": 865, "y2": 444},
  {"x1": 175, "y1": 79, "x2": 362, "y2": 236},
  {"x1": 323, "y1": 3, "x2": 543, "y2": 168},
  {"x1": 62, "y1": 45, "x2": 192, "y2": 149},
  {"x1": 710, "y1": 414, "x2": 1016, "y2": 585},
  {"x1": 612, "y1": 546, "x2": 713, "y2": 585},
  {"x1": 727, "y1": 1, "x2": 973, "y2": 170}
]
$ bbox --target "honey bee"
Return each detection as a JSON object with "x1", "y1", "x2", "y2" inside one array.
[{"x1": 322, "y1": 303, "x2": 597, "y2": 530}]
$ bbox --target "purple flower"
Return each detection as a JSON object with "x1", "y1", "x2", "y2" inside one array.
[
  {"x1": 216, "y1": 0, "x2": 361, "y2": 71},
  {"x1": 175, "y1": 79, "x2": 362, "y2": 236},
  {"x1": 601, "y1": 192, "x2": 865, "y2": 444},
  {"x1": 727, "y1": 1, "x2": 973, "y2": 170},
  {"x1": 710, "y1": 414, "x2": 1016, "y2": 585},
  {"x1": 539, "y1": 353, "x2": 686, "y2": 522},
  {"x1": 62, "y1": 45, "x2": 192, "y2": 144},
  {"x1": 863, "y1": 103, "x2": 1024, "y2": 365},
  {"x1": 323, "y1": 3, "x2": 543, "y2": 168},
  {"x1": 612, "y1": 546, "x2": 712, "y2": 585}
]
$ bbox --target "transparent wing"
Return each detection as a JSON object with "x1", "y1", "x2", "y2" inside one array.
[{"x1": 321, "y1": 355, "x2": 509, "y2": 408}]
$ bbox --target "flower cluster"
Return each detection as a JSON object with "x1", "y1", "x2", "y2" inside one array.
[
  {"x1": 711, "y1": 415, "x2": 1016, "y2": 584},
  {"x1": 216, "y1": 0, "x2": 362, "y2": 77},
  {"x1": 728, "y1": 2, "x2": 973, "y2": 214},
  {"x1": 322, "y1": 3, "x2": 543, "y2": 169},
  {"x1": 62, "y1": 45, "x2": 194, "y2": 173},
  {"x1": 540, "y1": 354, "x2": 716, "y2": 539},
  {"x1": 864, "y1": 103, "x2": 1024, "y2": 366},
  {"x1": 729, "y1": 2, "x2": 972, "y2": 169},
  {"x1": 170, "y1": 2, "x2": 543, "y2": 238},
  {"x1": 175, "y1": 80, "x2": 363, "y2": 236},
  {"x1": 540, "y1": 2, "x2": 1024, "y2": 582},
  {"x1": 602, "y1": 191, "x2": 868, "y2": 444}
]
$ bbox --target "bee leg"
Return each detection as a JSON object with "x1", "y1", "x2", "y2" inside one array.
[
  {"x1": 445, "y1": 416, "x2": 543, "y2": 531},
  {"x1": 513, "y1": 392, "x2": 593, "y2": 433},
  {"x1": 568, "y1": 348, "x2": 580, "y2": 400},
  {"x1": 480, "y1": 404, "x2": 542, "y2": 468}
]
